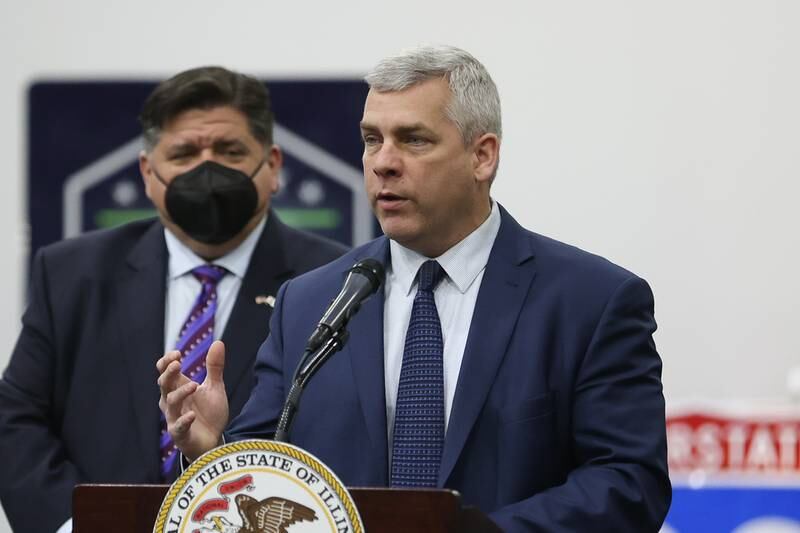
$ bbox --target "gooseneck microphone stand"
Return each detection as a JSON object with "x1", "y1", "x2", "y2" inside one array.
[{"x1": 273, "y1": 328, "x2": 350, "y2": 443}]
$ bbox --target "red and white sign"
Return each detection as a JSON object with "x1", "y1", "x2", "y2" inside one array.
[{"x1": 666, "y1": 403, "x2": 800, "y2": 486}]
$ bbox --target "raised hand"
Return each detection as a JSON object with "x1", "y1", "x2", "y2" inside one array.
[{"x1": 157, "y1": 340, "x2": 229, "y2": 461}]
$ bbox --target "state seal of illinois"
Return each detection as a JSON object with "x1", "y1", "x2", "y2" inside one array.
[{"x1": 153, "y1": 439, "x2": 363, "y2": 533}]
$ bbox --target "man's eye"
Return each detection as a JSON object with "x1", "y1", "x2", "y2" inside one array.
[
  {"x1": 362, "y1": 135, "x2": 380, "y2": 146},
  {"x1": 406, "y1": 136, "x2": 428, "y2": 145}
]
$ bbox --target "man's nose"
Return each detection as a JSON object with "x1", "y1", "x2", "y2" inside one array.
[
  {"x1": 370, "y1": 142, "x2": 403, "y2": 179},
  {"x1": 199, "y1": 148, "x2": 218, "y2": 163}
]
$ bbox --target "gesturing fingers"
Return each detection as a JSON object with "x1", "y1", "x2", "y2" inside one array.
[
  {"x1": 204, "y1": 341, "x2": 226, "y2": 387},
  {"x1": 158, "y1": 359, "x2": 189, "y2": 399},
  {"x1": 163, "y1": 379, "x2": 199, "y2": 422},
  {"x1": 156, "y1": 350, "x2": 181, "y2": 373},
  {"x1": 169, "y1": 411, "x2": 197, "y2": 442}
]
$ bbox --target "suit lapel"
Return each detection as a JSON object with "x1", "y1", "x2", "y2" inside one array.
[
  {"x1": 113, "y1": 222, "x2": 168, "y2": 477},
  {"x1": 342, "y1": 238, "x2": 391, "y2": 483},
  {"x1": 438, "y1": 208, "x2": 537, "y2": 486},
  {"x1": 221, "y1": 215, "x2": 293, "y2": 397},
  {"x1": 111, "y1": 215, "x2": 290, "y2": 478}
]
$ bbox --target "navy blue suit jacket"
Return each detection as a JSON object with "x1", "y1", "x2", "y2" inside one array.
[
  {"x1": 228, "y1": 207, "x2": 670, "y2": 532},
  {"x1": 0, "y1": 213, "x2": 347, "y2": 533}
]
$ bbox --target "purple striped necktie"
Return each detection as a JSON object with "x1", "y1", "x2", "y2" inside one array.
[
  {"x1": 160, "y1": 264, "x2": 227, "y2": 481},
  {"x1": 391, "y1": 260, "x2": 446, "y2": 487}
]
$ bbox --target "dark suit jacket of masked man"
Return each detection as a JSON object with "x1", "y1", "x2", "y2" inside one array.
[{"x1": 0, "y1": 213, "x2": 347, "y2": 533}]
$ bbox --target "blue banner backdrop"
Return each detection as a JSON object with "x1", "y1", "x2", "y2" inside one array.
[{"x1": 28, "y1": 79, "x2": 374, "y2": 260}]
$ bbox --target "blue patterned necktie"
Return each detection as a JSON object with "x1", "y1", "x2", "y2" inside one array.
[
  {"x1": 391, "y1": 260, "x2": 446, "y2": 487},
  {"x1": 159, "y1": 264, "x2": 226, "y2": 480}
]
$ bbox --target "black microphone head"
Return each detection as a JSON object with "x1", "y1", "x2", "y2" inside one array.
[
  {"x1": 307, "y1": 258, "x2": 386, "y2": 353},
  {"x1": 349, "y1": 258, "x2": 385, "y2": 293}
]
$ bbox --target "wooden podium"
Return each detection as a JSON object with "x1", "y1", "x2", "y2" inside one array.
[{"x1": 73, "y1": 484, "x2": 501, "y2": 532}]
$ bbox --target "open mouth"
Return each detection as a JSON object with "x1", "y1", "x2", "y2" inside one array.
[{"x1": 376, "y1": 192, "x2": 406, "y2": 208}]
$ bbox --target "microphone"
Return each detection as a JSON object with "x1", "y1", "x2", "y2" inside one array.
[
  {"x1": 304, "y1": 258, "x2": 385, "y2": 353},
  {"x1": 274, "y1": 258, "x2": 385, "y2": 442}
]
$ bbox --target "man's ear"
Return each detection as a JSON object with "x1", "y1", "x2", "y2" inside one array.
[
  {"x1": 472, "y1": 133, "x2": 500, "y2": 184},
  {"x1": 265, "y1": 145, "x2": 283, "y2": 194}
]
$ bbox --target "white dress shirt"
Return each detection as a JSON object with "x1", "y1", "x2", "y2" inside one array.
[
  {"x1": 384, "y1": 201, "x2": 501, "y2": 448},
  {"x1": 163, "y1": 216, "x2": 266, "y2": 351}
]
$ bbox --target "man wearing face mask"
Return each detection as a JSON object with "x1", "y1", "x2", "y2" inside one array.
[{"x1": 0, "y1": 66, "x2": 348, "y2": 533}]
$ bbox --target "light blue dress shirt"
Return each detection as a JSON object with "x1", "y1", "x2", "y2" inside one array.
[{"x1": 384, "y1": 201, "x2": 501, "y2": 449}]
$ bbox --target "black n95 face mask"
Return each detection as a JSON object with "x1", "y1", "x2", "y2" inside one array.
[{"x1": 154, "y1": 159, "x2": 265, "y2": 244}]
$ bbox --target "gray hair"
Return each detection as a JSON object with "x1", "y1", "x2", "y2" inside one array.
[{"x1": 364, "y1": 45, "x2": 502, "y2": 145}]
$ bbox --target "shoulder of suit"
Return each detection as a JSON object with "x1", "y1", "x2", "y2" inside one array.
[
  {"x1": 34, "y1": 218, "x2": 161, "y2": 267},
  {"x1": 275, "y1": 221, "x2": 351, "y2": 271},
  {"x1": 492, "y1": 221, "x2": 654, "y2": 320},
  {"x1": 494, "y1": 205, "x2": 641, "y2": 286},
  {"x1": 277, "y1": 222, "x2": 348, "y2": 255},
  {"x1": 280, "y1": 237, "x2": 384, "y2": 287},
  {"x1": 522, "y1": 227, "x2": 644, "y2": 289}
]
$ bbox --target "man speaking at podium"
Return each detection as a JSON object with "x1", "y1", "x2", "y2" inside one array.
[{"x1": 159, "y1": 46, "x2": 671, "y2": 531}]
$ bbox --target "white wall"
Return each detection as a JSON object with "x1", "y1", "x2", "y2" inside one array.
[{"x1": 1, "y1": 1, "x2": 798, "y2": 531}]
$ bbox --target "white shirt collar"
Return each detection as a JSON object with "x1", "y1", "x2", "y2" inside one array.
[
  {"x1": 165, "y1": 214, "x2": 267, "y2": 280},
  {"x1": 389, "y1": 201, "x2": 501, "y2": 296}
]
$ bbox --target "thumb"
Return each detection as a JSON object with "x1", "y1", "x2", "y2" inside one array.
[{"x1": 204, "y1": 340, "x2": 226, "y2": 385}]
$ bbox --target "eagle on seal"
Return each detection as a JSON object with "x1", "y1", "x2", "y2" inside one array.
[{"x1": 235, "y1": 494, "x2": 318, "y2": 533}]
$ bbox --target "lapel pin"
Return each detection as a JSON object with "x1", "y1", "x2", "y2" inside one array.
[{"x1": 255, "y1": 295, "x2": 276, "y2": 308}]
